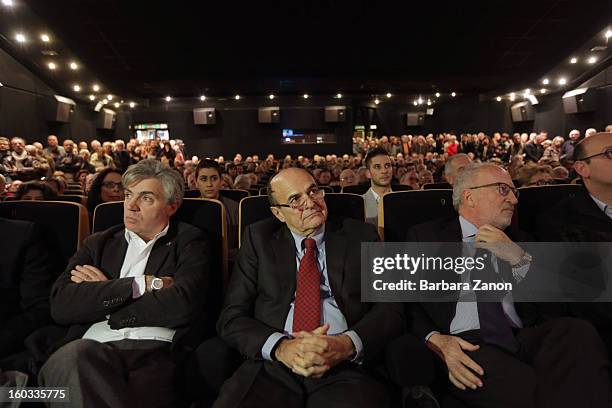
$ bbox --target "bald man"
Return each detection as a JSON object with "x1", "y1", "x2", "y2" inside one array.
[{"x1": 214, "y1": 168, "x2": 403, "y2": 408}]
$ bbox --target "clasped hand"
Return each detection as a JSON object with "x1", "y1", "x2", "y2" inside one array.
[
  {"x1": 475, "y1": 224, "x2": 524, "y2": 265},
  {"x1": 274, "y1": 324, "x2": 355, "y2": 378}
]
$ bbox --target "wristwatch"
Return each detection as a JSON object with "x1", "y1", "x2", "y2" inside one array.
[
  {"x1": 512, "y1": 251, "x2": 532, "y2": 269},
  {"x1": 150, "y1": 277, "x2": 164, "y2": 291}
]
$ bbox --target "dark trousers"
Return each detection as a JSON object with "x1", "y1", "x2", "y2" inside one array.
[
  {"x1": 213, "y1": 359, "x2": 389, "y2": 408},
  {"x1": 450, "y1": 317, "x2": 610, "y2": 408},
  {"x1": 38, "y1": 338, "x2": 175, "y2": 408}
]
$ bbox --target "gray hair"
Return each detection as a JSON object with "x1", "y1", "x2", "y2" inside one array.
[
  {"x1": 122, "y1": 159, "x2": 184, "y2": 206},
  {"x1": 452, "y1": 162, "x2": 500, "y2": 210},
  {"x1": 444, "y1": 153, "x2": 470, "y2": 179}
]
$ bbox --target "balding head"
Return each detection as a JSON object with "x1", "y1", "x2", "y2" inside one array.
[
  {"x1": 573, "y1": 132, "x2": 612, "y2": 193},
  {"x1": 444, "y1": 153, "x2": 472, "y2": 186}
]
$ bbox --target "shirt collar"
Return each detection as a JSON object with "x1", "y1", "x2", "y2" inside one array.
[
  {"x1": 290, "y1": 224, "x2": 325, "y2": 253},
  {"x1": 125, "y1": 223, "x2": 170, "y2": 246},
  {"x1": 459, "y1": 215, "x2": 478, "y2": 241},
  {"x1": 370, "y1": 188, "x2": 380, "y2": 202},
  {"x1": 589, "y1": 194, "x2": 611, "y2": 216}
]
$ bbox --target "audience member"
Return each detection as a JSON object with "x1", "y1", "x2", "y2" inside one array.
[
  {"x1": 14, "y1": 181, "x2": 57, "y2": 201},
  {"x1": 363, "y1": 148, "x2": 392, "y2": 225},
  {"x1": 86, "y1": 168, "x2": 124, "y2": 213}
]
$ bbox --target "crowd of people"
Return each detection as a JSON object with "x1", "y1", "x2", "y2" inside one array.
[{"x1": 1, "y1": 127, "x2": 612, "y2": 408}]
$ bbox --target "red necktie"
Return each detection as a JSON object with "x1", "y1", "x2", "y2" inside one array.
[{"x1": 292, "y1": 238, "x2": 321, "y2": 332}]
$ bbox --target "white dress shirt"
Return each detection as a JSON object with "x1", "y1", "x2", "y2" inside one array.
[{"x1": 590, "y1": 194, "x2": 612, "y2": 221}]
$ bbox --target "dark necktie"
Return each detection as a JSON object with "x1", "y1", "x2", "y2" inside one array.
[
  {"x1": 292, "y1": 238, "x2": 321, "y2": 332},
  {"x1": 473, "y1": 248, "x2": 519, "y2": 354}
]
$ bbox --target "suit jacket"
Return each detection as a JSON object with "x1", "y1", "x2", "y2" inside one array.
[
  {"x1": 363, "y1": 188, "x2": 379, "y2": 226},
  {"x1": 534, "y1": 186, "x2": 612, "y2": 341},
  {"x1": 217, "y1": 217, "x2": 403, "y2": 366},
  {"x1": 0, "y1": 218, "x2": 55, "y2": 358},
  {"x1": 219, "y1": 196, "x2": 239, "y2": 251},
  {"x1": 48, "y1": 220, "x2": 211, "y2": 354},
  {"x1": 406, "y1": 216, "x2": 534, "y2": 340}
]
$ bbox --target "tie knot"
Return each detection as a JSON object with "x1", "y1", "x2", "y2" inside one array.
[{"x1": 302, "y1": 238, "x2": 316, "y2": 250}]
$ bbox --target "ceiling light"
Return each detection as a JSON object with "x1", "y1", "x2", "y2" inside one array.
[
  {"x1": 540, "y1": 88, "x2": 547, "y2": 94},
  {"x1": 129, "y1": 102, "x2": 135, "y2": 108},
  {"x1": 303, "y1": 93, "x2": 309, "y2": 99},
  {"x1": 40, "y1": 34, "x2": 50, "y2": 43},
  {"x1": 570, "y1": 57, "x2": 578, "y2": 64},
  {"x1": 165, "y1": 96, "x2": 172, "y2": 102},
  {"x1": 69, "y1": 62, "x2": 78, "y2": 70},
  {"x1": 413, "y1": 100, "x2": 418, "y2": 106},
  {"x1": 114, "y1": 102, "x2": 120, "y2": 108},
  {"x1": 336, "y1": 93, "x2": 342, "y2": 98},
  {"x1": 374, "y1": 98, "x2": 380, "y2": 105},
  {"x1": 509, "y1": 92, "x2": 516, "y2": 101},
  {"x1": 92, "y1": 84, "x2": 100, "y2": 92},
  {"x1": 102, "y1": 99, "x2": 108, "y2": 105},
  {"x1": 542, "y1": 78, "x2": 549, "y2": 85},
  {"x1": 15, "y1": 33, "x2": 26, "y2": 43},
  {"x1": 417, "y1": 97, "x2": 423, "y2": 105},
  {"x1": 426, "y1": 100, "x2": 432, "y2": 106},
  {"x1": 2, "y1": 0, "x2": 13, "y2": 5},
  {"x1": 120, "y1": 100, "x2": 124, "y2": 103},
  {"x1": 47, "y1": 62, "x2": 56, "y2": 70},
  {"x1": 234, "y1": 94, "x2": 240, "y2": 100},
  {"x1": 558, "y1": 77, "x2": 567, "y2": 85},
  {"x1": 88, "y1": 95, "x2": 95, "y2": 101},
  {"x1": 587, "y1": 56, "x2": 597, "y2": 64},
  {"x1": 605, "y1": 29, "x2": 612, "y2": 39},
  {"x1": 107, "y1": 95, "x2": 113, "y2": 100},
  {"x1": 200, "y1": 95, "x2": 206, "y2": 101},
  {"x1": 523, "y1": 89, "x2": 531, "y2": 98},
  {"x1": 73, "y1": 84, "x2": 80, "y2": 92},
  {"x1": 386, "y1": 92, "x2": 392, "y2": 98},
  {"x1": 451, "y1": 92, "x2": 456, "y2": 97},
  {"x1": 496, "y1": 96, "x2": 502, "y2": 102},
  {"x1": 435, "y1": 92, "x2": 440, "y2": 98},
  {"x1": 269, "y1": 94, "x2": 275, "y2": 100}
]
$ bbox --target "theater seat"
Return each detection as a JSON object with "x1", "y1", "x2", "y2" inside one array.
[
  {"x1": 380, "y1": 190, "x2": 456, "y2": 241},
  {"x1": 258, "y1": 187, "x2": 267, "y2": 195},
  {"x1": 184, "y1": 189, "x2": 201, "y2": 198},
  {"x1": 238, "y1": 193, "x2": 365, "y2": 247},
  {"x1": 423, "y1": 182, "x2": 452, "y2": 190},
  {"x1": 342, "y1": 184, "x2": 370, "y2": 195},
  {"x1": 0, "y1": 200, "x2": 89, "y2": 269},
  {"x1": 220, "y1": 189, "x2": 249, "y2": 202},
  {"x1": 391, "y1": 184, "x2": 413, "y2": 191},
  {"x1": 516, "y1": 184, "x2": 582, "y2": 236},
  {"x1": 55, "y1": 195, "x2": 85, "y2": 205}
]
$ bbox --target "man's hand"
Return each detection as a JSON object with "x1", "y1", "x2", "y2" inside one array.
[
  {"x1": 427, "y1": 333, "x2": 484, "y2": 391},
  {"x1": 475, "y1": 224, "x2": 524, "y2": 265},
  {"x1": 293, "y1": 325, "x2": 356, "y2": 376},
  {"x1": 70, "y1": 265, "x2": 108, "y2": 283},
  {"x1": 274, "y1": 326, "x2": 330, "y2": 378}
]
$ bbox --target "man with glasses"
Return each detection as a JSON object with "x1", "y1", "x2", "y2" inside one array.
[
  {"x1": 363, "y1": 147, "x2": 393, "y2": 225},
  {"x1": 536, "y1": 132, "x2": 612, "y2": 354},
  {"x1": 214, "y1": 167, "x2": 403, "y2": 408},
  {"x1": 402, "y1": 162, "x2": 609, "y2": 407}
]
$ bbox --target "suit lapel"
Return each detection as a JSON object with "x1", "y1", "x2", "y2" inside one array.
[
  {"x1": 324, "y1": 222, "x2": 347, "y2": 313},
  {"x1": 101, "y1": 229, "x2": 128, "y2": 279},
  {"x1": 143, "y1": 223, "x2": 177, "y2": 277},
  {"x1": 271, "y1": 226, "x2": 297, "y2": 304}
]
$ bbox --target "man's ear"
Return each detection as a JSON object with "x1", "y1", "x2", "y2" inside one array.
[
  {"x1": 167, "y1": 202, "x2": 179, "y2": 217},
  {"x1": 270, "y1": 206, "x2": 286, "y2": 223},
  {"x1": 573, "y1": 161, "x2": 589, "y2": 179},
  {"x1": 463, "y1": 189, "x2": 475, "y2": 208}
]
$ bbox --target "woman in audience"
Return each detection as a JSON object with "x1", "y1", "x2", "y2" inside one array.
[
  {"x1": 233, "y1": 174, "x2": 251, "y2": 190},
  {"x1": 517, "y1": 164, "x2": 554, "y2": 187},
  {"x1": 86, "y1": 168, "x2": 124, "y2": 213},
  {"x1": 89, "y1": 144, "x2": 116, "y2": 172},
  {"x1": 15, "y1": 181, "x2": 57, "y2": 201},
  {"x1": 220, "y1": 173, "x2": 233, "y2": 190}
]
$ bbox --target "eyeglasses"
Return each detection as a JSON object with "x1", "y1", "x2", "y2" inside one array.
[
  {"x1": 467, "y1": 182, "x2": 519, "y2": 199},
  {"x1": 528, "y1": 179, "x2": 554, "y2": 187},
  {"x1": 274, "y1": 188, "x2": 325, "y2": 210},
  {"x1": 101, "y1": 181, "x2": 124, "y2": 190},
  {"x1": 577, "y1": 148, "x2": 612, "y2": 161}
]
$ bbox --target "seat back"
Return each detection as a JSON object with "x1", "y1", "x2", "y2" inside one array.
[
  {"x1": 238, "y1": 193, "x2": 365, "y2": 246},
  {"x1": 423, "y1": 182, "x2": 452, "y2": 190},
  {"x1": 390, "y1": 184, "x2": 413, "y2": 191},
  {"x1": 0, "y1": 200, "x2": 89, "y2": 269},
  {"x1": 341, "y1": 184, "x2": 370, "y2": 195},
  {"x1": 380, "y1": 190, "x2": 456, "y2": 241},
  {"x1": 56, "y1": 195, "x2": 85, "y2": 205},
  {"x1": 517, "y1": 184, "x2": 582, "y2": 235},
  {"x1": 184, "y1": 189, "x2": 201, "y2": 198},
  {"x1": 220, "y1": 189, "x2": 249, "y2": 202}
]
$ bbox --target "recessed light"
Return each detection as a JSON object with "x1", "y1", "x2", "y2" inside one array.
[
  {"x1": 426, "y1": 100, "x2": 432, "y2": 106},
  {"x1": 510, "y1": 92, "x2": 516, "y2": 101},
  {"x1": 386, "y1": 92, "x2": 392, "y2": 98},
  {"x1": 15, "y1": 33, "x2": 26, "y2": 43},
  {"x1": 336, "y1": 93, "x2": 342, "y2": 99},
  {"x1": 47, "y1": 62, "x2": 56, "y2": 70},
  {"x1": 413, "y1": 100, "x2": 418, "y2": 106},
  {"x1": 542, "y1": 78, "x2": 549, "y2": 85},
  {"x1": 200, "y1": 95, "x2": 206, "y2": 101},
  {"x1": 558, "y1": 77, "x2": 567, "y2": 85},
  {"x1": 73, "y1": 85, "x2": 81, "y2": 92},
  {"x1": 435, "y1": 92, "x2": 440, "y2": 98},
  {"x1": 41, "y1": 34, "x2": 50, "y2": 43},
  {"x1": 102, "y1": 99, "x2": 108, "y2": 105},
  {"x1": 451, "y1": 92, "x2": 456, "y2": 97},
  {"x1": 88, "y1": 95, "x2": 95, "y2": 101},
  {"x1": 165, "y1": 96, "x2": 172, "y2": 102},
  {"x1": 570, "y1": 57, "x2": 578, "y2": 64},
  {"x1": 496, "y1": 96, "x2": 502, "y2": 102},
  {"x1": 107, "y1": 95, "x2": 113, "y2": 101},
  {"x1": 605, "y1": 29, "x2": 612, "y2": 39},
  {"x1": 234, "y1": 95, "x2": 240, "y2": 100},
  {"x1": 303, "y1": 93, "x2": 309, "y2": 99},
  {"x1": 587, "y1": 56, "x2": 597, "y2": 64},
  {"x1": 2, "y1": 0, "x2": 14, "y2": 7},
  {"x1": 417, "y1": 97, "x2": 423, "y2": 105},
  {"x1": 92, "y1": 84, "x2": 100, "y2": 92},
  {"x1": 120, "y1": 100, "x2": 124, "y2": 103},
  {"x1": 69, "y1": 62, "x2": 78, "y2": 70},
  {"x1": 129, "y1": 102, "x2": 135, "y2": 108},
  {"x1": 374, "y1": 98, "x2": 380, "y2": 105},
  {"x1": 269, "y1": 94, "x2": 275, "y2": 100},
  {"x1": 540, "y1": 88, "x2": 547, "y2": 94},
  {"x1": 114, "y1": 102, "x2": 120, "y2": 108}
]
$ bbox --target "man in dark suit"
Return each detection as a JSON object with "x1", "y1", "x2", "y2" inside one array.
[
  {"x1": 536, "y1": 132, "x2": 612, "y2": 353},
  {"x1": 0, "y1": 218, "x2": 55, "y2": 361},
  {"x1": 406, "y1": 162, "x2": 609, "y2": 407},
  {"x1": 37, "y1": 159, "x2": 210, "y2": 408},
  {"x1": 214, "y1": 167, "x2": 403, "y2": 408}
]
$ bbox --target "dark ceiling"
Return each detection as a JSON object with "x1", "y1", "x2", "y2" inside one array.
[{"x1": 4, "y1": 0, "x2": 612, "y2": 100}]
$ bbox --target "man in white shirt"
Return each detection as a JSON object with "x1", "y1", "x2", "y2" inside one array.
[
  {"x1": 38, "y1": 159, "x2": 211, "y2": 408},
  {"x1": 362, "y1": 148, "x2": 393, "y2": 225}
]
